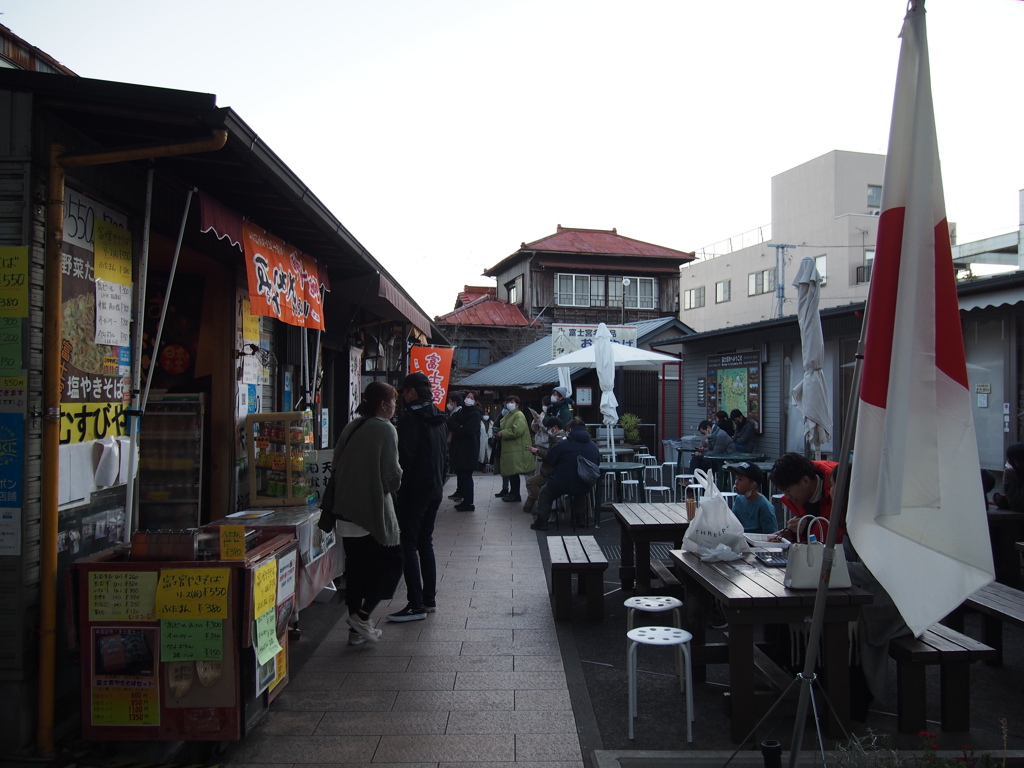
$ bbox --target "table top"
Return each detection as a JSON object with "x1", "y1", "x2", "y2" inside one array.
[
  {"x1": 668, "y1": 548, "x2": 873, "y2": 610},
  {"x1": 600, "y1": 461, "x2": 644, "y2": 471},
  {"x1": 987, "y1": 509, "x2": 1024, "y2": 525},
  {"x1": 705, "y1": 453, "x2": 769, "y2": 463},
  {"x1": 612, "y1": 502, "x2": 691, "y2": 529}
]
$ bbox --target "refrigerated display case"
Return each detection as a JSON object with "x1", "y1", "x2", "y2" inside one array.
[
  {"x1": 137, "y1": 394, "x2": 205, "y2": 530},
  {"x1": 245, "y1": 411, "x2": 315, "y2": 507}
]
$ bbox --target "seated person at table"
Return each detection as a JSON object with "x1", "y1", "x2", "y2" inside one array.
[
  {"x1": 688, "y1": 419, "x2": 734, "y2": 473},
  {"x1": 530, "y1": 419, "x2": 601, "y2": 531},
  {"x1": 523, "y1": 417, "x2": 565, "y2": 515},
  {"x1": 993, "y1": 442, "x2": 1024, "y2": 513},
  {"x1": 770, "y1": 452, "x2": 843, "y2": 542},
  {"x1": 730, "y1": 409, "x2": 759, "y2": 453},
  {"x1": 730, "y1": 462, "x2": 777, "y2": 534}
]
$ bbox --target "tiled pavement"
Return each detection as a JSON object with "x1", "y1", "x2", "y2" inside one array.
[{"x1": 226, "y1": 471, "x2": 588, "y2": 767}]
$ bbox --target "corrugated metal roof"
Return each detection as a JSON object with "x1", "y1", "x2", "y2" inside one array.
[
  {"x1": 456, "y1": 285, "x2": 496, "y2": 306},
  {"x1": 457, "y1": 316, "x2": 692, "y2": 388},
  {"x1": 435, "y1": 295, "x2": 530, "y2": 327},
  {"x1": 524, "y1": 226, "x2": 694, "y2": 260}
]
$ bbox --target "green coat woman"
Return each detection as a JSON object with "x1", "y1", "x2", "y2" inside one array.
[{"x1": 495, "y1": 395, "x2": 533, "y2": 501}]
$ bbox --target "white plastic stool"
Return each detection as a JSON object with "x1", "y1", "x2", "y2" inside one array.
[
  {"x1": 624, "y1": 595, "x2": 683, "y2": 631},
  {"x1": 620, "y1": 472, "x2": 640, "y2": 502},
  {"x1": 674, "y1": 473, "x2": 696, "y2": 502},
  {"x1": 627, "y1": 625, "x2": 694, "y2": 742},
  {"x1": 603, "y1": 471, "x2": 619, "y2": 503},
  {"x1": 719, "y1": 491, "x2": 738, "y2": 508}
]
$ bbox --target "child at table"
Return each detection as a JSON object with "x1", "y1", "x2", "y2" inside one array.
[{"x1": 730, "y1": 462, "x2": 777, "y2": 534}]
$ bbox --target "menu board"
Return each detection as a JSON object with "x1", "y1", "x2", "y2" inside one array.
[
  {"x1": 88, "y1": 571, "x2": 158, "y2": 622},
  {"x1": 155, "y1": 568, "x2": 229, "y2": 618}
]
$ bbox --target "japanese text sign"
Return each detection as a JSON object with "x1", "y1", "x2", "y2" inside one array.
[
  {"x1": 0, "y1": 247, "x2": 28, "y2": 318},
  {"x1": 93, "y1": 220, "x2": 133, "y2": 286},
  {"x1": 242, "y1": 222, "x2": 325, "y2": 330},
  {"x1": 219, "y1": 526, "x2": 246, "y2": 561},
  {"x1": 408, "y1": 346, "x2": 453, "y2": 409},
  {"x1": 155, "y1": 568, "x2": 229, "y2": 618},
  {"x1": 252, "y1": 558, "x2": 277, "y2": 618},
  {"x1": 160, "y1": 619, "x2": 223, "y2": 662},
  {"x1": 88, "y1": 571, "x2": 158, "y2": 621}
]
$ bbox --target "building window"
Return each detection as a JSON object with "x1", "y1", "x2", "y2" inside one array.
[
  {"x1": 556, "y1": 273, "x2": 590, "y2": 307},
  {"x1": 621, "y1": 276, "x2": 657, "y2": 309},
  {"x1": 505, "y1": 275, "x2": 523, "y2": 305},
  {"x1": 715, "y1": 280, "x2": 731, "y2": 304},
  {"x1": 747, "y1": 268, "x2": 776, "y2": 296},
  {"x1": 682, "y1": 286, "x2": 705, "y2": 310},
  {"x1": 815, "y1": 255, "x2": 827, "y2": 285},
  {"x1": 867, "y1": 184, "x2": 882, "y2": 208},
  {"x1": 456, "y1": 347, "x2": 490, "y2": 367}
]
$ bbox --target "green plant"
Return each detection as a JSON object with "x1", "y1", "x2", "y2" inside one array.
[{"x1": 619, "y1": 413, "x2": 642, "y2": 445}]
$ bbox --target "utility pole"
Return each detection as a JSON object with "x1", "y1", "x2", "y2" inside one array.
[{"x1": 767, "y1": 243, "x2": 795, "y2": 318}]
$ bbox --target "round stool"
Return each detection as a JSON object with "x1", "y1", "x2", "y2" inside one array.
[
  {"x1": 626, "y1": 625, "x2": 694, "y2": 742},
  {"x1": 719, "y1": 491, "x2": 738, "y2": 508},
  {"x1": 675, "y1": 473, "x2": 697, "y2": 502},
  {"x1": 624, "y1": 595, "x2": 683, "y2": 631},
  {"x1": 620, "y1": 472, "x2": 640, "y2": 502}
]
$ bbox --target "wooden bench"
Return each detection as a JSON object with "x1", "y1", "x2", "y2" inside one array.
[
  {"x1": 888, "y1": 623, "x2": 996, "y2": 733},
  {"x1": 649, "y1": 559, "x2": 682, "y2": 594},
  {"x1": 547, "y1": 535, "x2": 609, "y2": 620}
]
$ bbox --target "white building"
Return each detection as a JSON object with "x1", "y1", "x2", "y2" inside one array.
[{"x1": 680, "y1": 150, "x2": 885, "y2": 332}]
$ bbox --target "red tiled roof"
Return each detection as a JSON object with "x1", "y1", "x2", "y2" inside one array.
[
  {"x1": 456, "y1": 285, "x2": 496, "y2": 307},
  {"x1": 522, "y1": 225, "x2": 693, "y2": 260},
  {"x1": 435, "y1": 295, "x2": 531, "y2": 327}
]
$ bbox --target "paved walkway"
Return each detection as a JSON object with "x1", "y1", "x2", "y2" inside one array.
[{"x1": 228, "y1": 471, "x2": 587, "y2": 767}]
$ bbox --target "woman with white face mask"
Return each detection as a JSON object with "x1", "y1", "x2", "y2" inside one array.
[
  {"x1": 494, "y1": 395, "x2": 533, "y2": 502},
  {"x1": 447, "y1": 391, "x2": 482, "y2": 511}
]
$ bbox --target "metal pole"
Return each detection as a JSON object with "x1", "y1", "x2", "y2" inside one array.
[{"x1": 787, "y1": 296, "x2": 870, "y2": 767}]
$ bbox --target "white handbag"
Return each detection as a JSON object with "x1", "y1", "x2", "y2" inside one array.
[{"x1": 783, "y1": 516, "x2": 851, "y2": 589}]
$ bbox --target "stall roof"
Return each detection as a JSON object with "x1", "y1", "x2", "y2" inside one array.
[
  {"x1": 0, "y1": 68, "x2": 439, "y2": 338},
  {"x1": 458, "y1": 316, "x2": 691, "y2": 388}
]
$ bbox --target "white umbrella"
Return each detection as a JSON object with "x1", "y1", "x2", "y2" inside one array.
[
  {"x1": 593, "y1": 324, "x2": 620, "y2": 461},
  {"x1": 790, "y1": 256, "x2": 832, "y2": 457},
  {"x1": 539, "y1": 328, "x2": 678, "y2": 461}
]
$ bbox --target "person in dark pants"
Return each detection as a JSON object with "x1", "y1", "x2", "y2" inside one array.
[
  {"x1": 447, "y1": 391, "x2": 482, "y2": 511},
  {"x1": 530, "y1": 419, "x2": 601, "y2": 531},
  {"x1": 388, "y1": 372, "x2": 448, "y2": 622}
]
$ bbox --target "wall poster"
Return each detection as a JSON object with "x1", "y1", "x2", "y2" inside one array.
[{"x1": 705, "y1": 352, "x2": 761, "y2": 422}]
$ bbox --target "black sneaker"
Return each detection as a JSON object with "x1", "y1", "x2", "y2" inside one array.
[
  {"x1": 502, "y1": 495, "x2": 522, "y2": 503},
  {"x1": 454, "y1": 503, "x2": 475, "y2": 512},
  {"x1": 448, "y1": 493, "x2": 463, "y2": 500},
  {"x1": 495, "y1": 490, "x2": 510, "y2": 498},
  {"x1": 530, "y1": 520, "x2": 548, "y2": 531},
  {"x1": 387, "y1": 605, "x2": 428, "y2": 622},
  {"x1": 424, "y1": 602, "x2": 437, "y2": 613}
]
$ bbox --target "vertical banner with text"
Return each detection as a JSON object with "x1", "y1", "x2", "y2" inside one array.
[{"x1": 408, "y1": 347, "x2": 454, "y2": 409}]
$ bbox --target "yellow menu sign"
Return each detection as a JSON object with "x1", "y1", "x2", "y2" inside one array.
[
  {"x1": 220, "y1": 526, "x2": 246, "y2": 561},
  {"x1": 88, "y1": 571, "x2": 158, "y2": 621},
  {"x1": 155, "y1": 568, "x2": 229, "y2": 618},
  {"x1": 93, "y1": 220, "x2": 133, "y2": 286},
  {"x1": 252, "y1": 559, "x2": 277, "y2": 618},
  {"x1": 0, "y1": 246, "x2": 29, "y2": 318}
]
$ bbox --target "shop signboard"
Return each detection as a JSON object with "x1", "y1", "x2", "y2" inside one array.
[
  {"x1": 409, "y1": 346, "x2": 454, "y2": 409},
  {"x1": 60, "y1": 189, "x2": 130, "y2": 445},
  {"x1": 241, "y1": 222, "x2": 325, "y2": 331},
  {"x1": 551, "y1": 323, "x2": 636, "y2": 358}
]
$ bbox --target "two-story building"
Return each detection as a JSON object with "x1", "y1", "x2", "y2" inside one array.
[{"x1": 484, "y1": 225, "x2": 694, "y2": 329}]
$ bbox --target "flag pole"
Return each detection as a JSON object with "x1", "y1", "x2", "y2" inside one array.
[{"x1": 787, "y1": 301, "x2": 869, "y2": 766}]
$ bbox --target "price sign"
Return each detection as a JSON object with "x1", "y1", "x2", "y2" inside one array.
[
  {"x1": 93, "y1": 220, "x2": 132, "y2": 286},
  {"x1": 219, "y1": 525, "x2": 246, "y2": 561}
]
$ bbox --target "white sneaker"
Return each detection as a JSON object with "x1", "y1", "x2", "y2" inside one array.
[
  {"x1": 348, "y1": 628, "x2": 382, "y2": 646},
  {"x1": 346, "y1": 613, "x2": 380, "y2": 642}
]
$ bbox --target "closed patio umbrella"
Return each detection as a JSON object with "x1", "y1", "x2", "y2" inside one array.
[{"x1": 791, "y1": 256, "x2": 832, "y2": 457}]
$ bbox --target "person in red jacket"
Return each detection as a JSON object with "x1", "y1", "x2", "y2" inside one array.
[{"x1": 769, "y1": 452, "x2": 843, "y2": 542}]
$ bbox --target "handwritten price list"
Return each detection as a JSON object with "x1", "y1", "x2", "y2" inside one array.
[
  {"x1": 91, "y1": 678, "x2": 159, "y2": 726},
  {"x1": 160, "y1": 619, "x2": 223, "y2": 661},
  {"x1": 93, "y1": 220, "x2": 132, "y2": 286},
  {"x1": 88, "y1": 571, "x2": 158, "y2": 622},
  {"x1": 155, "y1": 568, "x2": 229, "y2": 618},
  {"x1": 0, "y1": 247, "x2": 28, "y2": 319}
]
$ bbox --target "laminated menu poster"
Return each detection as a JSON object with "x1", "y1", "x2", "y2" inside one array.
[{"x1": 91, "y1": 627, "x2": 159, "y2": 726}]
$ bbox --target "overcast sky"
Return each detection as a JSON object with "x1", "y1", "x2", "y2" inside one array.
[{"x1": 4, "y1": 0, "x2": 1021, "y2": 319}]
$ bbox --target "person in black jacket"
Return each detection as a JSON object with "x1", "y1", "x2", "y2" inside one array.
[
  {"x1": 388, "y1": 372, "x2": 448, "y2": 622},
  {"x1": 447, "y1": 391, "x2": 483, "y2": 511},
  {"x1": 530, "y1": 419, "x2": 601, "y2": 531}
]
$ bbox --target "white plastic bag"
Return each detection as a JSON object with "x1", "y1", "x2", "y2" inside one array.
[{"x1": 682, "y1": 468, "x2": 748, "y2": 555}]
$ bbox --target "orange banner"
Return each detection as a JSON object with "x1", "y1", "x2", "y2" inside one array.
[
  {"x1": 242, "y1": 222, "x2": 325, "y2": 330},
  {"x1": 408, "y1": 346, "x2": 453, "y2": 409}
]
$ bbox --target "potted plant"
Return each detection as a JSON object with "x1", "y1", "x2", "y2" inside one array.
[{"x1": 619, "y1": 413, "x2": 642, "y2": 445}]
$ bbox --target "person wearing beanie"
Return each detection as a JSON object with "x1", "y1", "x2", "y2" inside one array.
[
  {"x1": 547, "y1": 386, "x2": 574, "y2": 426},
  {"x1": 388, "y1": 371, "x2": 448, "y2": 622}
]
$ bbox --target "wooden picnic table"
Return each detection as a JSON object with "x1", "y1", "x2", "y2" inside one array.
[
  {"x1": 610, "y1": 502, "x2": 690, "y2": 592},
  {"x1": 669, "y1": 548, "x2": 873, "y2": 742},
  {"x1": 704, "y1": 453, "x2": 769, "y2": 488}
]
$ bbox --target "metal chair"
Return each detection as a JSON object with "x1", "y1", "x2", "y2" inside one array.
[{"x1": 626, "y1": 625, "x2": 694, "y2": 742}]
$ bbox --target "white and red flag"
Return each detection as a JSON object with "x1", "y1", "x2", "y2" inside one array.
[{"x1": 846, "y1": 0, "x2": 993, "y2": 638}]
